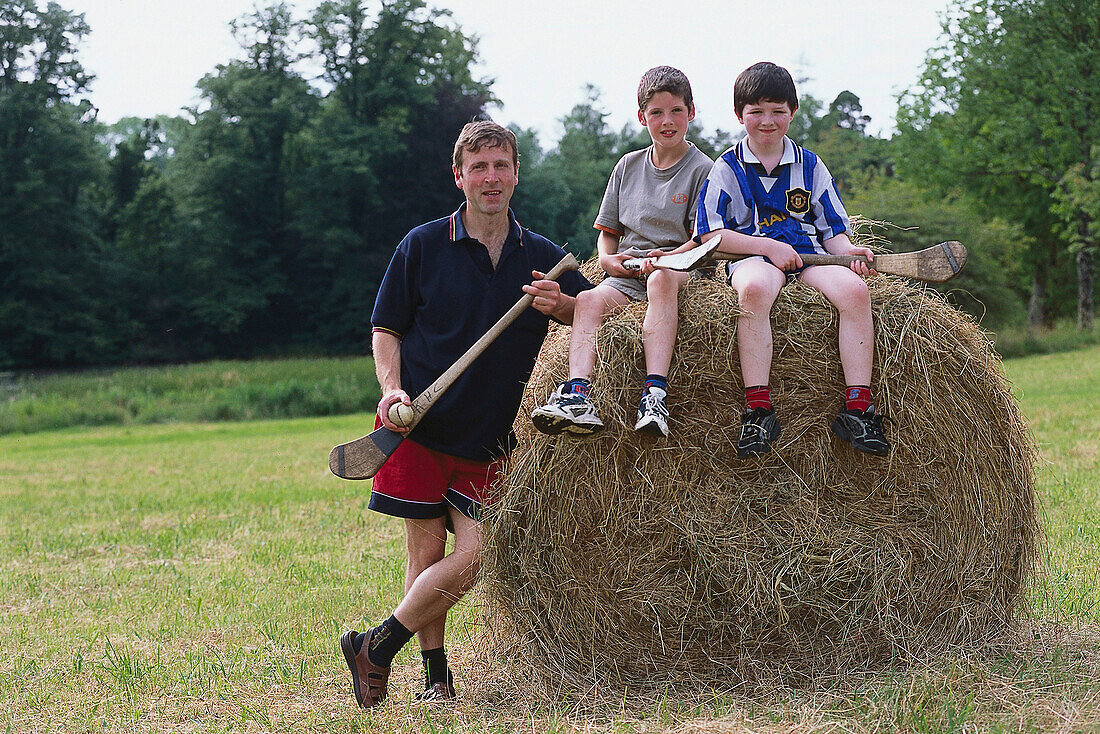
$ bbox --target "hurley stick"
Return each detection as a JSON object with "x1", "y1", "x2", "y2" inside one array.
[
  {"x1": 329, "y1": 252, "x2": 581, "y2": 480},
  {"x1": 714, "y1": 241, "x2": 968, "y2": 283}
]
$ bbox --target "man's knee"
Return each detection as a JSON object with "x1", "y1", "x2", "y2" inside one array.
[{"x1": 405, "y1": 518, "x2": 447, "y2": 571}]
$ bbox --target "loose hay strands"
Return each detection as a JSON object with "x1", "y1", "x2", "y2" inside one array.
[{"x1": 478, "y1": 240, "x2": 1038, "y2": 697}]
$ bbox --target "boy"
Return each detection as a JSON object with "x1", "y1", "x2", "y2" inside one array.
[
  {"x1": 693, "y1": 61, "x2": 890, "y2": 457},
  {"x1": 531, "y1": 65, "x2": 713, "y2": 438}
]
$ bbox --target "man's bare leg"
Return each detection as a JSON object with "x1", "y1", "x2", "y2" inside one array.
[
  {"x1": 392, "y1": 508, "x2": 481, "y2": 633},
  {"x1": 403, "y1": 517, "x2": 447, "y2": 651}
]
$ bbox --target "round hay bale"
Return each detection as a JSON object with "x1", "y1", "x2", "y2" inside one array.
[{"x1": 480, "y1": 264, "x2": 1038, "y2": 689}]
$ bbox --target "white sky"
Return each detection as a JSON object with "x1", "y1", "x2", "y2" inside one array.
[{"x1": 67, "y1": 0, "x2": 952, "y2": 144}]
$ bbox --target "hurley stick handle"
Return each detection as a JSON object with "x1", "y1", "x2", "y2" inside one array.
[
  {"x1": 405, "y1": 251, "x2": 579, "y2": 429},
  {"x1": 712, "y1": 241, "x2": 967, "y2": 283},
  {"x1": 328, "y1": 251, "x2": 580, "y2": 480}
]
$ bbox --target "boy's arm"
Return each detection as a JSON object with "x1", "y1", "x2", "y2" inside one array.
[
  {"x1": 705, "y1": 228, "x2": 804, "y2": 272},
  {"x1": 596, "y1": 230, "x2": 639, "y2": 278},
  {"x1": 822, "y1": 232, "x2": 877, "y2": 276}
]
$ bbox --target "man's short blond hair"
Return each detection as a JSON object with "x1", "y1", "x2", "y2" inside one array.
[{"x1": 453, "y1": 120, "x2": 519, "y2": 170}]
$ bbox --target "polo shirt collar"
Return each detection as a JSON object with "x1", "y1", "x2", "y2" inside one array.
[
  {"x1": 740, "y1": 136, "x2": 797, "y2": 167},
  {"x1": 449, "y1": 202, "x2": 525, "y2": 246}
]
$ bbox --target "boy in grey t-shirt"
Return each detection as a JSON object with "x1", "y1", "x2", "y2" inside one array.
[{"x1": 532, "y1": 66, "x2": 713, "y2": 438}]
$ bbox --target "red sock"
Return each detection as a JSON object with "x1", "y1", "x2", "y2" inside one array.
[
  {"x1": 845, "y1": 385, "x2": 872, "y2": 412},
  {"x1": 745, "y1": 385, "x2": 771, "y2": 411}
]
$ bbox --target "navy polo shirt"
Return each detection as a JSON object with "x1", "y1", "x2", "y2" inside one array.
[{"x1": 371, "y1": 205, "x2": 591, "y2": 462}]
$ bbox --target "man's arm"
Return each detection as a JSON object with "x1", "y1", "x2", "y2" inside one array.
[
  {"x1": 372, "y1": 329, "x2": 412, "y2": 433},
  {"x1": 523, "y1": 271, "x2": 578, "y2": 324}
]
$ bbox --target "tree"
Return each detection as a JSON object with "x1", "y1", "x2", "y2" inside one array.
[
  {"x1": 846, "y1": 177, "x2": 1030, "y2": 327},
  {"x1": 897, "y1": 0, "x2": 1099, "y2": 329},
  {"x1": 297, "y1": 0, "x2": 491, "y2": 350},
  {"x1": 166, "y1": 2, "x2": 318, "y2": 356},
  {"x1": 0, "y1": 0, "x2": 106, "y2": 367}
]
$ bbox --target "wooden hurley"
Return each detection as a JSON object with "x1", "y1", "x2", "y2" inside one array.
[
  {"x1": 715, "y1": 240, "x2": 968, "y2": 283},
  {"x1": 329, "y1": 252, "x2": 581, "y2": 480}
]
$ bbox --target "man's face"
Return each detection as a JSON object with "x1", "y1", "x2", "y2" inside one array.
[{"x1": 453, "y1": 144, "x2": 518, "y2": 217}]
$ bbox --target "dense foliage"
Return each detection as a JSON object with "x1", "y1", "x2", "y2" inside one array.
[{"x1": 0, "y1": 0, "x2": 1092, "y2": 369}]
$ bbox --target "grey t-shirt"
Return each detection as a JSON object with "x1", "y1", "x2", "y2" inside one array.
[{"x1": 594, "y1": 142, "x2": 714, "y2": 253}]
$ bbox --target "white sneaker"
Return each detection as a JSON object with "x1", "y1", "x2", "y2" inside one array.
[
  {"x1": 531, "y1": 382, "x2": 605, "y2": 436},
  {"x1": 634, "y1": 387, "x2": 670, "y2": 438}
]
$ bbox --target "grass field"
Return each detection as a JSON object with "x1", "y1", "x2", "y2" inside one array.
[
  {"x1": 2, "y1": 346, "x2": 1099, "y2": 732},
  {"x1": 0, "y1": 357, "x2": 380, "y2": 435}
]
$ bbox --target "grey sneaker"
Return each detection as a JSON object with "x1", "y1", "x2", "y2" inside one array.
[
  {"x1": 831, "y1": 405, "x2": 891, "y2": 456},
  {"x1": 531, "y1": 382, "x2": 605, "y2": 436},
  {"x1": 634, "y1": 387, "x2": 670, "y2": 437},
  {"x1": 737, "y1": 406, "x2": 781, "y2": 457}
]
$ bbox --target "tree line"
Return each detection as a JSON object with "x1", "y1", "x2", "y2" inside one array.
[{"x1": 0, "y1": 0, "x2": 1094, "y2": 370}]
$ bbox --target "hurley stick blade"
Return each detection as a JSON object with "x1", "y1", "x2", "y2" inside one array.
[
  {"x1": 328, "y1": 426, "x2": 404, "y2": 480},
  {"x1": 622, "y1": 234, "x2": 722, "y2": 272},
  {"x1": 329, "y1": 251, "x2": 581, "y2": 480}
]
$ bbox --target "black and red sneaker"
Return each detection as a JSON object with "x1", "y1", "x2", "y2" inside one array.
[
  {"x1": 737, "y1": 406, "x2": 781, "y2": 457},
  {"x1": 831, "y1": 405, "x2": 891, "y2": 456}
]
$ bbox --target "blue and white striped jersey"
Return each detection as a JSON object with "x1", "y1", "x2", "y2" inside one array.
[{"x1": 694, "y1": 136, "x2": 851, "y2": 255}]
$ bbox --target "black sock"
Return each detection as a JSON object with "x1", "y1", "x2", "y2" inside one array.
[
  {"x1": 644, "y1": 374, "x2": 668, "y2": 393},
  {"x1": 565, "y1": 377, "x2": 591, "y2": 396},
  {"x1": 360, "y1": 615, "x2": 414, "y2": 667},
  {"x1": 420, "y1": 647, "x2": 449, "y2": 687}
]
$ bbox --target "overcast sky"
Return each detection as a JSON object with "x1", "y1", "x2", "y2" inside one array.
[{"x1": 67, "y1": 0, "x2": 953, "y2": 144}]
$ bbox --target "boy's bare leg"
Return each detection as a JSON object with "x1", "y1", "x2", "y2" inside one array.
[
  {"x1": 642, "y1": 269, "x2": 690, "y2": 376},
  {"x1": 728, "y1": 260, "x2": 784, "y2": 386},
  {"x1": 799, "y1": 265, "x2": 873, "y2": 385},
  {"x1": 568, "y1": 283, "x2": 633, "y2": 380},
  {"x1": 393, "y1": 509, "x2": 481, "y2": 633},
  {"x1": 403, "y1": 517, "x2": 448, "y2": 651}
]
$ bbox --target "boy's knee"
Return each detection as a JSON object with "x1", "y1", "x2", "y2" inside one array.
[
  {"x1": 646, "y1": 269, "x2": 679, "y2": 296},
  {"x1": 736, "y1": 276, "x2": 780, "y2": 308},
  {"x1": 837, "y1": 277, "x2": 870, "y2": 309},
  {"x1": 576, "y1": 288, "x2": 602, "y2": 314}
]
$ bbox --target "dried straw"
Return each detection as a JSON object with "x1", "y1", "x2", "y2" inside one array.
[{"x1": 478, "y1": 251, "x2": 1038, "y2": 694}]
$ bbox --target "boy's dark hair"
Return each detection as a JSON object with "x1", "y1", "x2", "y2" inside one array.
[
  {"x1": 734, "y1": 62, "x2": 798, "y2": 116},
  {"x1": 637, "y1": 65, "x2": 693, "y2": 112},
  {"x1": 453, "y1": 120, "x2": 519, "y2": 170}
]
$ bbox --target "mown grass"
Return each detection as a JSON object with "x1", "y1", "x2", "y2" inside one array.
[
  {"x1": 0, "y1": 357, "x2": 380, "y2": 435},
  {"x1": 1, "y1": 347, "x2": 1098, "y2": 732}
]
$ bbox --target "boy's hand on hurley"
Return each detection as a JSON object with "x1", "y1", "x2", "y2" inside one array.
[
  {"x1": 600, "y1": 252, "x2": 639, "y2": 278},
  {"x1": 846, "y1": 247, "x2": 877, "y2": 277},
  {"x1": 765, "y1": 239, "x2": 803, "y2": 272}
]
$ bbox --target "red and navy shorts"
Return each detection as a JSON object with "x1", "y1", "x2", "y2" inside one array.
[{"x1": 368, "y1": 421, "x2": 505, "y2": 522}]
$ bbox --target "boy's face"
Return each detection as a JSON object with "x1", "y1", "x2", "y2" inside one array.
[
  {"x1": 737, "y1": 99, "x2": 796, "y2": 149},
  {"x1": 638, "y1": 91, "x2": 695, "y2": 151},
  {"x1": 453, "y1": 144, "x2": 519, "y2": 217}
]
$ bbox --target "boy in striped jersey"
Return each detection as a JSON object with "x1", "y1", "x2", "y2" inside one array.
[{"x1": 693, "y1": 62, "x2": 890, "y2": 457}]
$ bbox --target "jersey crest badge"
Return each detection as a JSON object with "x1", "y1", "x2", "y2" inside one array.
[{"x1": 786, "y1": 187, "x2": 811, "y2": 215}]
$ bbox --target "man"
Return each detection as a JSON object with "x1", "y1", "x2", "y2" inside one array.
[{"x1": 340, "y1": 120, "x2": 590, "y2": 708}]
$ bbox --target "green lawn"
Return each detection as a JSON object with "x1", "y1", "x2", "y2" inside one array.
[{"x1": 2, "y1": 347, "x2": 1098, "y2": 732}]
